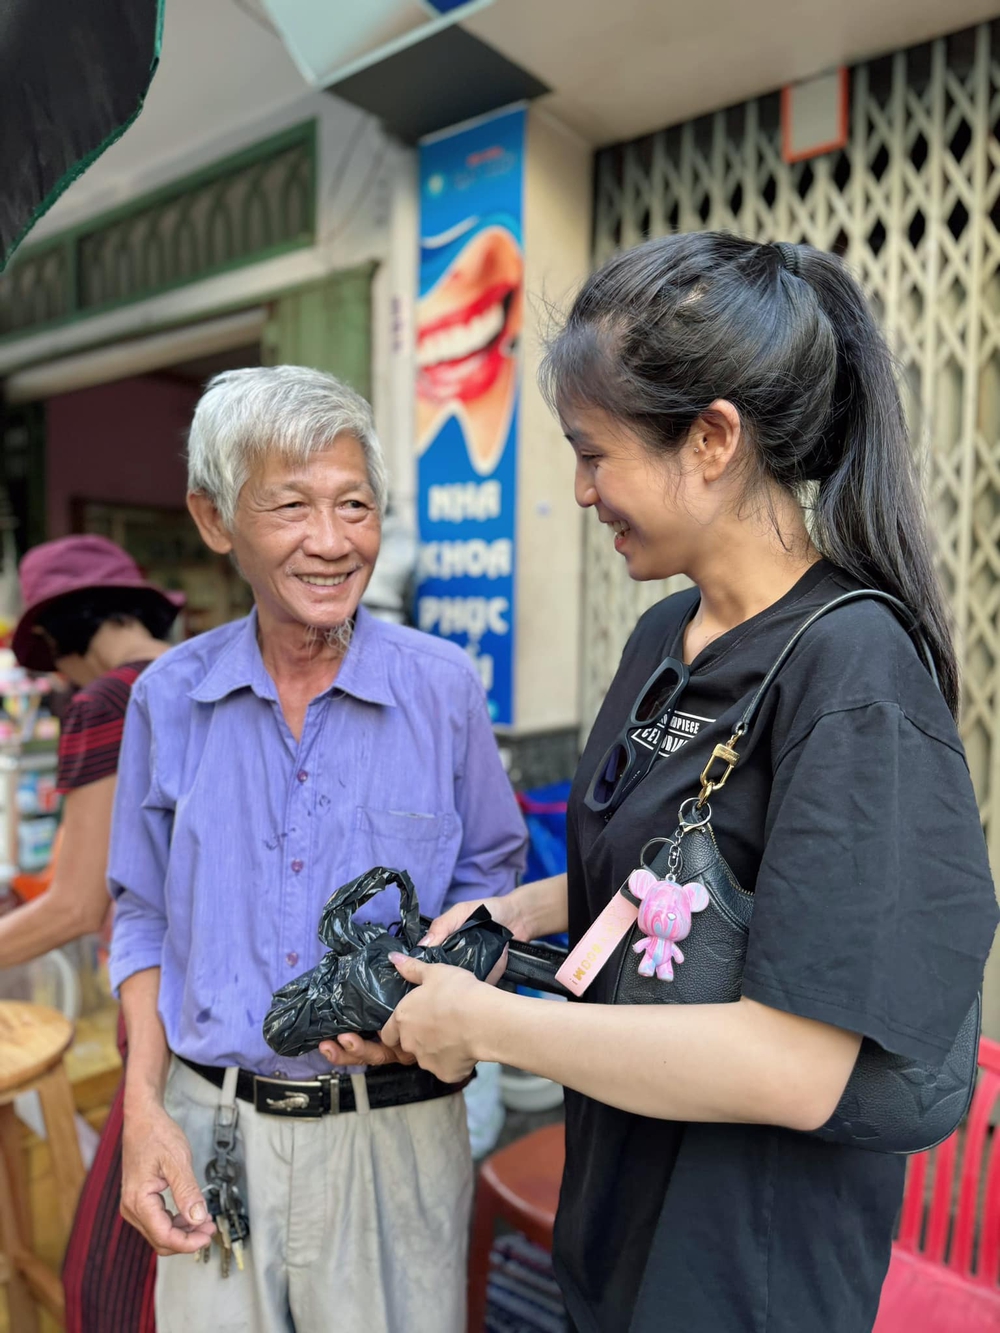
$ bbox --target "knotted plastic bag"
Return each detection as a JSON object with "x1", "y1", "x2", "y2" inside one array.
[{"x1": 262, "y1": 865, "x2": 512, "y2": 1057}]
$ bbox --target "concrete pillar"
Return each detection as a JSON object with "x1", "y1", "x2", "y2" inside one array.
[
  {"x1": 372, "y1": 141, "x2": 419, "y2": 528},
  {"x1": 503, "y1": 107, "x2": 592, "y2": 781}
]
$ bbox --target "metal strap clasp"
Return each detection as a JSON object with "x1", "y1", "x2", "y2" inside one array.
[{"x1": 697, "y1": 735, "x2": 742, "y2": 807}]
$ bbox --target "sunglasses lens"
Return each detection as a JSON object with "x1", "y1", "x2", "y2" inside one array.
[
  {"x1": 635, "y1": 666, "x2": 683, "y2": 724},
  {"x1": 591, "y1": 742, "x2": 628, "y2": 807}
]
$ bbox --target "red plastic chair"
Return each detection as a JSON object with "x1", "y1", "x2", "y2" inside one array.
[
  {"x1": 467, "y1": 1123, "x2": 565, "y2": 1333},
  {"x1": 874, "y1": 1036, "x2": 1000, "y2": 1331}
]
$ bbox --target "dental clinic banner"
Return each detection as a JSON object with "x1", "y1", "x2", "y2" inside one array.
[{"x1": 415, "y1": 104, "x2": 525, "y2": 726}]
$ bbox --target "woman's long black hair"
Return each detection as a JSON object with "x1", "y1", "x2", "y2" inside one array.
[{"x1": 540, "y1": 232, "x2": 959, "y2": 716}]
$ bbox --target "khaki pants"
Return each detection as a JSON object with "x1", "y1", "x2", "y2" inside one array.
[{"x1": 156, "y1": 1058, "x2": 474, "y2": 1333}]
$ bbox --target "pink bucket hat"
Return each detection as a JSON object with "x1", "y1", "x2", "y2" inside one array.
[{"x1": 12, "y1": 535, "x2": 185, "y2": 672}]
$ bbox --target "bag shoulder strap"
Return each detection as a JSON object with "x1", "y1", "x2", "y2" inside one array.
[{"x1": 694, "y1": 588, "x2": 938, "y2": 810}]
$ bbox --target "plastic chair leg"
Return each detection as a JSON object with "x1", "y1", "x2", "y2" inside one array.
[{"x1": 467, "y1": 1176, "x2": 499, "y2": 1333}]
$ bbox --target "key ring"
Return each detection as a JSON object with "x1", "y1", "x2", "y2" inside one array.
[
  {"x1": 678, "y1": 797, "x2": 712, "y2": 829},
  {"x1": 639, "y1": 835, "x2": 675, "y2": 869},
  {"x1": 639, "y1": 834, "x2": 685, "y2": 880}
]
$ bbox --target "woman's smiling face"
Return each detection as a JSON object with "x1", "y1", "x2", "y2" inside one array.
[{"x1": 563, "y1": 404, "x2": 712, "y2": 583}]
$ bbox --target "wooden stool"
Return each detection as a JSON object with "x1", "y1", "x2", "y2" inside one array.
[
  {"x1": 0, "y1": 1001, "x2": 86, "y2": 1331},
  {"x1": 467, "y1": 1123, "x2": 565, "y2": 1333}
]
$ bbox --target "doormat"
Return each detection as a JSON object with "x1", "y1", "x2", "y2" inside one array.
[{"x1": 486, "y1": 1233, "x2": 567, "y2": 1333}]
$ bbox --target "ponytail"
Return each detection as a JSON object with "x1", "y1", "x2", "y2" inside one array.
[{"x1": 794, "y1": 248, "x2": 959, "y2": 715}]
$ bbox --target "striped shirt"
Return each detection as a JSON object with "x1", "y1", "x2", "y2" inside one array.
[{"x1": 56, "y1": 662, "x2": 151, "y2": 793}]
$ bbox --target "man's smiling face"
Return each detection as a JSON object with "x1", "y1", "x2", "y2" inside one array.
[{"x1": 228, "y1": 434, "x2": 381, "y2": 633}]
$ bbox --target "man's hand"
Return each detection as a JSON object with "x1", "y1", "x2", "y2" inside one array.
[
  {"x1": 379, "y1": 952, "x2": 498, "y2": 1084},
  {"x1": 319, "y1": 1031, "x2": 417, "y2": 1068},
  {"x1": 121, "y1": 1102, "x2": 216, "y2": 1256}
]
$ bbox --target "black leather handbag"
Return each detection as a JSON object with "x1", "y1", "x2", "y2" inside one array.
[{"x1": 610, "y1": 589, "x2": 980, "y2": 1154}]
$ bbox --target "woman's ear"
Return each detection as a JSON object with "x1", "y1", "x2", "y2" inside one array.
[
  {"x1": 690, "y1": 400, "x2": 743, "y2": 483},
  {"x1": 187, "y1": 491, "x2": 234, "y2": 556}
]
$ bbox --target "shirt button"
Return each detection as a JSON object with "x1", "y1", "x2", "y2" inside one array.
[
  {"x1": 286, "y1": 951, "x2": 299, "y2": 967},
  {"x1": 297, "y1": 770, "x2": 309, "y2": 783},
  {"x1": 291, "y1": 859, "x2": 304, "y2": 874}
]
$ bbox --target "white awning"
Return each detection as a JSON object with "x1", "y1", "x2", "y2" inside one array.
[{"x1": 3, "y1": 307, "x2": 267, "y2": 404}]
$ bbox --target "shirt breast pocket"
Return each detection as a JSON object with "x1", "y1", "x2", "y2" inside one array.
[{"x1": 352, "y1": 806, "x2": 453, "y2": 923}]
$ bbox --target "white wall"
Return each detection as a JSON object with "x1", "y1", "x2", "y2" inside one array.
[
  {"x1": 512, "y1": 108, "x2": 592, "y2": 734},
  {"x1": 370, "y1": 149, "x2": 420, "y2": 521}
]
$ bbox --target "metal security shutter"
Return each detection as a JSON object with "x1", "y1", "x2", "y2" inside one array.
[{"x1": 587, "y1": 21, "x2": 1000, "y2": 879}]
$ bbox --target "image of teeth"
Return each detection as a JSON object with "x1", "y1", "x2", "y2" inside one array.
[
  {"x1": 300, "y1": 574, "x2": 348, "y2": 585},
  {"x1": 417, "y1": 301, "x2": 506, "y2": 369}
]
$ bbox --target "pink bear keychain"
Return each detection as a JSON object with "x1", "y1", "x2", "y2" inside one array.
[{"x1": 628, "y1": 868, "x2": 710, "y2": 981}]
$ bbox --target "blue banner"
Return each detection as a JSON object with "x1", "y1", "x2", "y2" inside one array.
[{"x1": 415, "y1": 105, "x2": 525, "y2": 725}]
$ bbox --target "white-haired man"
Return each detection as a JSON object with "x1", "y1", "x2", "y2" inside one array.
[{"x1": 111, "y1": 366, "x2": 528, "y2": 1332}]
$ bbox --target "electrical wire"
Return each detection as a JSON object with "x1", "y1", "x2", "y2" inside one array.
[
  {"x1": 327, "y1": 140, "x2": 389, "y2": 243},
  {"x1": 322, "y1": 111, "x2": 372, "y2": 223}
]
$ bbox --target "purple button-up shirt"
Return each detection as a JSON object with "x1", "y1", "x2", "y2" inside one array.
[{"x1": 108, "y1": 606, "x2": 527, "y2": 1077}]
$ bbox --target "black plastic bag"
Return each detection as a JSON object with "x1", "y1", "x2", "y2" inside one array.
[{"x1": 262, "y1": 865, "x2": 512, "y2": 1057}]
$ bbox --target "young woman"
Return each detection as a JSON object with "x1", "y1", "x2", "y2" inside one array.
[
  {"x1": 354, "y1": 234, "x2": 999, "y2": 1332},
  {"x1": 2, "y1": 534, "x2": 181, "y2": 1333}
]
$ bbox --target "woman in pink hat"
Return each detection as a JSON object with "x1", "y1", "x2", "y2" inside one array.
[{"x1": 1, "y1": 533, "x2": 183, "y2": 1333}]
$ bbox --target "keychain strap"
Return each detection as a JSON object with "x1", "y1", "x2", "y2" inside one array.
[
  {"x1": 213, "y1": 1065, "x2": 240, "y2": 1149},
  {"x1": 695, "y1": 589, "x2": 937, "y2": 808},
  {"x1": 221, "y1": 1065, "x2": 239, "y2": 1105}
]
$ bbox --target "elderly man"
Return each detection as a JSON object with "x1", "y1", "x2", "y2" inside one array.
[{"x1": 111, "y1": 366, "x2": 527, "y2": 1333}]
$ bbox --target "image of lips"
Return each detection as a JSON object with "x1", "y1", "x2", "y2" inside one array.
[{"x1": 417, "y1": 224, "x2": 524, "y2": 475}]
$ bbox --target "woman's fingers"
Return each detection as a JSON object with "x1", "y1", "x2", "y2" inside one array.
[
  {"x1": 485, "y1": 943, "x2": 510, "y2": 987},
  {"x1": 389, "y1": 952, "x2": 432, "y2": 984},
  {"x1": 419, "y1": 901, "x2": 484, "y2": 946},
  {"x1": 378, "y1": 960, "x2": 490, "y2": 1083}
]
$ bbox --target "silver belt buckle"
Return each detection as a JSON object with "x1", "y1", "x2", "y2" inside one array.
[{"x1": 252, "y1": 1073, "x2": 339, "y2": 1118}]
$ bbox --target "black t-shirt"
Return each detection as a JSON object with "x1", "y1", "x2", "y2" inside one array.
[{"x1": 556, "y1": 561, "x2": 998, "y2": 1333}]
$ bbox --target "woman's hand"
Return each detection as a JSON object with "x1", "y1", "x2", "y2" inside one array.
[
  {"x1": 379, "y1": 952, "x2": 497, "y2": 1084},
  {"x1": 321, "y1": 949, "x2": 506, "y2": 1069},
  {"x1": 420, "y1": 893, "x2": 531, "y2": 946},
  {"x1": 425, "y1": 875, "x2": 569, "y2": 946},
  {"x1": 321, "y1": 893, "x2": 526, "y2": 1067}
]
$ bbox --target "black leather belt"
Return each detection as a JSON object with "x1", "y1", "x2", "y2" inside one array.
[{"x1": 178, "y1": 1055, "x2": 470, "y2": 1119}]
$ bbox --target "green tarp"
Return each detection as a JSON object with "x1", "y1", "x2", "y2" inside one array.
[{"x1": 0, "y1": 0, "x2": 163, "y2": 271}]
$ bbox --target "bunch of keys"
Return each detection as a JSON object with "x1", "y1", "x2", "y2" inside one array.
[
  {"x1": 198, "y1": 1089, "x2": 250, "y2": 1277},
  {"x1": 202, "y1": 1162, "x2": 250, "y2": 1276}
]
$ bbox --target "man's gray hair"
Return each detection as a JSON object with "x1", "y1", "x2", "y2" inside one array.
[{"x1": 187, "y1": 365, "x2": 388, "y2": 526}]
